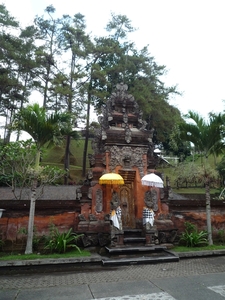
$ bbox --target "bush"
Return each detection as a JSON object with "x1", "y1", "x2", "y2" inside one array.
[
  {"x1": 179, "y1": 222, "x2": 208, "y2": 247},
  {"x1": 0, "y1": 238, "x2": 4, "y2": 250},
  {"x1": 218, "y1": 229, "x2": 225, "y2": 244},
  {"x1": 44, "y1": 225, "x2": 83, "y2": 254}
]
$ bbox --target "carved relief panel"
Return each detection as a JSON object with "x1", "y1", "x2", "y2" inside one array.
[{"x1": 120, "y1": 184, "x2": 135, "y2": 228}]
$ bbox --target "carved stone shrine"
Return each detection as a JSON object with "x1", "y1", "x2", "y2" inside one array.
[{"x1": 79, "y1": 83, "x2": 177, "y2": 247}]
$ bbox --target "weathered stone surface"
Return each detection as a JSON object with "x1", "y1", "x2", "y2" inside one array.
[{"x1": 0, "y1": 186, "x2": 78, "y2": 200}]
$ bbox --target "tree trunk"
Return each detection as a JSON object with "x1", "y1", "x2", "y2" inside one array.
[
  {"x1": 64, "y1": 135, "x2": 71, "y2": 185},
  {"x1": 25, "y1": 150, "x2": 40, "y2": 254},
  {"x1": 82, "y1": 91, "x2": 91, "y2": 177},
  {"x1": 205, "y1": 177, "x2": 213, "y2": 245},
  {"x1": 25, "y1": 185, "x2": 36, "y2": 254}
]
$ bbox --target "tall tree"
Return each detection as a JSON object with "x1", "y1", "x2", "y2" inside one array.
[
  {"x1": 59, "y1": 13, "x2": 91, "y2": 183},
  {"x1": 0, "y1": 4, "x2": 21, "y2": 143},
  {"x1": 13, "y1": 103, "x2": 71, "y2": 253},
  {"x1": 179, "y1": 111, "x2": 224, "y2": 245},
  {"x1": 34, "y1": 5, "x2": 62, "y2": 109}
]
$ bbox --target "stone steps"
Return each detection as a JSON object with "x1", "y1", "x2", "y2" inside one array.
[
  {"x1": 103, "y1": 229, "x2": 179, "y2": 266},
  {"x1": 102, "y1": 245, "x2": 179, "y2": 266}
]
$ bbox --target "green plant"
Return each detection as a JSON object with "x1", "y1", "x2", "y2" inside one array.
[
  {"x1": 44, "y1": 225, "x2": 83, "y2": 253},
  {"x1": 0, "y1": 238, "x2": 4, "y2": 250},
  {"x1": 179, "y1": 222, "x2": 208, "y2": 247},
  {"x1": 17, "y1": 226, "x2": 42, "y2": 250},
  {"x1": 0, "y1": 249, "x2": 90, "y2": 261},
  {"x1": 218, "y1": 229, "x2": 225, "y2": 244}
]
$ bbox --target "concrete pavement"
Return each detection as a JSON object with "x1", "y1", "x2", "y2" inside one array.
[{"x1": 1, "y1": 254, "x2": 225, "y2": 300}]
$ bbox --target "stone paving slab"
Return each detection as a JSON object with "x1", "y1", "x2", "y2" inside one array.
[
  {"x1": 1, "y1": 256, "x2": 225, "y2": 289},
  {"x1": 1, "y1": 276, "x2": 225, "y2": 300},
  {"x1": 94, "y1": 292, "x2": 176, "y2": 300},
  {"x1": 1, "y1": 257, "x2": 225, "y2": 300},
  {"x1": 89, "y1": 280, "x2": 160, "y2": 299},
  {"x1": 1, "y1": 249, "x2": 225, "y2": 268}
]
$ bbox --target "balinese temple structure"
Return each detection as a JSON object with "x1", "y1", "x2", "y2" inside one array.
[{"x1": 78, "y1": 83, "x2": 176, "y2": 247}]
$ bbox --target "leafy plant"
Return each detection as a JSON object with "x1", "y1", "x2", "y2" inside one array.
[
  {"x1": 218, "y1": 229, "x2": 225, "y2": 244},
  {"x1": 0, "y1": 249, "x2": 91, "y2": 261},
  {"x1": 179, "y1": 222, "x2": 208, "y2": 247},
  {"x1": 44, "y1": 225, "x2": 83, "y2": 253},
  {"x1": 17, "y1": 226, "x2": 42, "y2": 250},
  {"x1": 0, "y1": 239, "x2": 4, "y2": 250}
]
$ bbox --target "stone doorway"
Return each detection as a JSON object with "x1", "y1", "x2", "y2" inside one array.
[{"x1": 120, "y1": 184, "x2": 136, "y2": 228}]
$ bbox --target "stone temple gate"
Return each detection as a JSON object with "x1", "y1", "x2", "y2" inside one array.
[{"x1": 79, "y1": 83, "x2": 176, "y2": 246}]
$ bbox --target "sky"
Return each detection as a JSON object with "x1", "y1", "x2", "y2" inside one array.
[{"x1": 2, "y1": 0, "x2": 225, "y2": 120}]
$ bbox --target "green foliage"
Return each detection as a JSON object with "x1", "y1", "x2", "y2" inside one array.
[
  {"x1": 179, "y1": 222, "x2": 208, "y2": 247},
  {"x1": 216, "y1": 156, "x2": 225, "y2": 182},
  {"x1": 17, "y1": 227, "x2": 28, "y2": 235},
  {"x1": 0, "y1": 238, "x2": 4, "y2": 250},
  {"x1": 218, "y1": 229, "x2": 225, "y2": 244},
  {"x1": 172, "y1": 244, "x2": 225, "y2": 252},
  {"x1": 0, "y1": 140, "x2": 36, "y2": 187},
  {"x1": 17, "y1": 226, "x2": 43, "y2": 250},
  {"x1": 0, "y1": 140, "x2": 66, "y2": 196},
  {"x1": 180, "y1": 111, "x2": 224, "y2": 159},
  {"x1": 173, "y1": 162, "x2": 201, "y2": 188},
  {"x1": 44, "y1": 224, "x2": 83, "y2": 254},
  {"x1": 173, "y1": 160, "x2": 220, "y2": 189},
  {"x1": 0, "y1": 249, "x2": 90, "y2": 260},
  {"x1": 13, "y1": 103, "x2": 71, "y2": 151}
]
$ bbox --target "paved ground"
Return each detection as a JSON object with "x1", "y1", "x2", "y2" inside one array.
[{"x1": 1, "y1": 255, "x2": 225, "y2": 300}]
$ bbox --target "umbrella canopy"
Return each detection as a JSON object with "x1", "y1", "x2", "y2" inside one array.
[
  {"x1": 141, "y1": 173, "x2": 164, "y2": 188},
  {"x1": 99, "y1": 173, "x2": 124, "y2": 185}
]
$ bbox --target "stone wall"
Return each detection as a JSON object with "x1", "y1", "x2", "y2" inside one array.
[
  {"x1": 0, "y1": 186, "x2": 225, "y2": 247},
  {"x1": 0, "y1": 199, "x2": 81, "y2": 242},
  {"x1": 168, "y1": 199, "x2": 225, "y2": 238}
]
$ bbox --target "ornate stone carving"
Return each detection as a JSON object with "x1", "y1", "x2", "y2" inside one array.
[
  {"x1": 109, "y1": 145, "x2": 147, "y2": 174},
  {"x1": 76, "y1": 188, "x2": 82, "y2": 200},
  {"x1": 88, "y1": 187, "x2": 92, "y2": 199},
  {"x1": 144, "y1": 190, "x2": 158, "y2": 212},
  {"x1": 89, "y1": 214, "x2": 97, "y2": 221},
  {"x1": 96, "y1": 189, "x2": 103, "y2": 213},
  {"x1": 78, "y1": 214, "x2": 87, "y2": 221},
  {"x1": 125, "y1": 124, "x2": 132, "y2": 143}
]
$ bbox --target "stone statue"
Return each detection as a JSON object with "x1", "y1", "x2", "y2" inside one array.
[
  {"x1": 76, "y1": 188, "x2": 82, "y2": 200},
  {"x1": 142, "y1": 191, "x2": 156, "y2": 231},
  {"x1": 110, "y1": 191, "x2": 123, "y2": 241}
]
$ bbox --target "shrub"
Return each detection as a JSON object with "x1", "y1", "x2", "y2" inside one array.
[
  {"x1": 179, "y1": 222, "x2": 208, "y2": 247},
  {"x1": 218, "y1": 229, "x2": 225, "y2": 244},
  {"x1": 0, "y1": 238, "x2": 4, "y2": 250},
  {"x1": 44, "y1": 225, "x2": 83, "y2": 254},
  {"x1": 17, "y1": 226, "x2": 42, "y2": 250}
]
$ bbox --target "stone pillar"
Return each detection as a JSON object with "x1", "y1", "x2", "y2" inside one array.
[
  {"x1": 116, "y1": 233, "x2": 124, "y2": 246},
  {"x1": 145, "y1": 229, "x2": 156, "y2": 246}
]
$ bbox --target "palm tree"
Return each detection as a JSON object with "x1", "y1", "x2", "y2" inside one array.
[
  {"x1": 13, "y1": 103, "x2": 71, "y2": 254},
  {"x1": 179, "y1": 111, "x2": 224, "y2": 245}
]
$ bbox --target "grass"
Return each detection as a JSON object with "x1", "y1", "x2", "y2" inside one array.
[
  {"x1": 41, "y1": 138, "x2": 93, "y2": 182},
  {"x1": 0, "y1": 249, "x2": 91, "y2": 261},
  {"x1": 40, "y1": 137, "x2": 224, "y2": 192},
  {"x1": 42, "y1": 139, "x2": 92, "y2": 167},
  {"x1": 172, "y1": 187, "x2": 221, "y2": 195},
  {"x1": 172, "y1": 244, "x2": 225, "y2": 252},
  {"x1": 1, "y1": 245, "x2": 225, "y2": 261}
]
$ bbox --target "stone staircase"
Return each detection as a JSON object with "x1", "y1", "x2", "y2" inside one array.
[{"x1": 101, "y1": 229, "x2": 179, "y2": 266}]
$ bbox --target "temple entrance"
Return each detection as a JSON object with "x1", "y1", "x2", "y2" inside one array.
[{"x1": 120, "y1": 184, "x2": 135, "y2": 228}]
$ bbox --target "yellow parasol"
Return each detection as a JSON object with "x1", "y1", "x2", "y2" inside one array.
[{"x1": 99, "y1": 173, "x2": 124, "y2": 185}]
